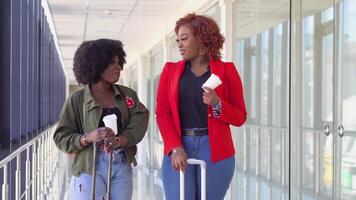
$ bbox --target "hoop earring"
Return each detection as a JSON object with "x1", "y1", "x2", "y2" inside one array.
[{"x1": 199, "y1": 47, "x2": 207, "y2": 55}]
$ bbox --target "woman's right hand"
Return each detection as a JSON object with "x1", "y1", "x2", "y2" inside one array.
[
  {"x1": 171, "y1": 147, "x2": 187, "y2": 171},
  {"x1": 86, "y1": 127, "x2": 115, "y2": 143}
]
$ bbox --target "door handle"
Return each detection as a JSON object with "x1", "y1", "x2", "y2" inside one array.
[
  {"x1": 324, "y1": 124, "x2": 330, "y2": 136},
  {"x1": 338, "y1": 125, "x2": 344, "y2": 138}
]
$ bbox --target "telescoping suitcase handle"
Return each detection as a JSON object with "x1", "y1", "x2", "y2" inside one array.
[
  {"x1": 91, "y1": 142, "x2": 114, "y2": 200},
  {"x1": 179, "y1": 158, "x2": 207, "y2": 200}
]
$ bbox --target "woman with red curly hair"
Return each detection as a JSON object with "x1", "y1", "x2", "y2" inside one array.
[{"x1": 156, "y1": 13, "x2": 247, "y2": 200}]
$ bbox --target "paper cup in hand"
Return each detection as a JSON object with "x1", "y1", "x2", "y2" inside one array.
[
  {"x1": 202, "y1": 74, "x2": 222, "y2": 92},
  {"x1": 103, "y1": 114, "x2": 118, "y2": 135}
]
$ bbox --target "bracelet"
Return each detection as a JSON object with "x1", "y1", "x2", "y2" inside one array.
[{"x1": 83, "y1": 132, "x2": 90, "y2": 145}]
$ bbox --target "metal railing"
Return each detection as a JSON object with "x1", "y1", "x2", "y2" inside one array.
[{"x1": 0, "y1": 125, "x2": 63, "y2": 200}]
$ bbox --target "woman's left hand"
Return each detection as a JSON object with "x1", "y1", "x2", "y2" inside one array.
[{"x1": 202, "y1": 87, "x2": 220, "y2": 106}]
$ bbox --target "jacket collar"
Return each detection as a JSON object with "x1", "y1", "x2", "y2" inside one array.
[
  {"x1": 209, "y1": 59, "x2": 223, "y2": 78},
  {"x1": 171, "y1": 58, "x2": 224, "y2": 98},
  {"x1": 83, "y1": 84, "x2": 122, "y2": 110}
]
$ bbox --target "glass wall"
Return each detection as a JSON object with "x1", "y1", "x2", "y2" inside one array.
[
  {"x1": 338, "y1": 0, "x2": 356, "y2": 198},
  {"x1": 202, "y1": 2, "x2": 220, "y2": 27},
  {"x1": 230, "y1": 0, "x2": 356, "y2": 199},
  {"x1": 129, "y1": 62, "x2": 138, "y2": 92},
  {"x1": 301, "y1": 2, "x2": 333, "y2": 199},
  {"x1": 167, "y1": 34, "x2": 181, "y2": 62},
  {"x1": 292, "y1": 0, "x2": 356, "y2": 199},
  {"x1": 142, "y1": 44, "x2": 165, "y2": 200},
  {"x1": 289, "y1": 0, "x2": 356, "y2": 199},
  {"x1": 231, "y1": 0, "x2": 290, "y2": 199}
]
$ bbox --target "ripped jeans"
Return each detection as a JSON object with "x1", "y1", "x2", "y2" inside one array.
[{"x1": 69, "y1": 149, "x2": 133, "y2": 200}]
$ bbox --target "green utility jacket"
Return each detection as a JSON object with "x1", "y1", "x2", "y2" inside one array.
[{"x1": 53, "y1": 84, "x2": 149, "y2": 176}]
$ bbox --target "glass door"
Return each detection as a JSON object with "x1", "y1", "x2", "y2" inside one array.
[
  {"x1": 335, "y1": 0, "x2": 356, "y2": 199},
  {"x1": 232, "y1": 0, "x2": 290, "y2": 199},
  {"x1": 291, "y1": 0, "x2": 335, "y2": 199}
]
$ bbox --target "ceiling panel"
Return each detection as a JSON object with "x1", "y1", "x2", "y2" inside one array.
[{"x1": 48, "y1": 0, "x2": 186, "y2": 84}]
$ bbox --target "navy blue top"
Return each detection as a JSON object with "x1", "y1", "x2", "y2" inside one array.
[
  {"x1": 98, "y1": 107, "x2": 122, "y2": 135},
  {"x1": 179, "y1": 61, "x2": 210, "y2": 129}
]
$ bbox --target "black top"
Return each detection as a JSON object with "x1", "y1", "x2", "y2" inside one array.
[
  {"x1": 179, "y1": 61, "x2": 210, "y2": 129},
  {"x1": 98, "y1": 107, "x2": 122, "y2": 135}
]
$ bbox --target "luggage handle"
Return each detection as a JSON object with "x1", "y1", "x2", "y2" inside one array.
[
  {"x1": 91, "y1": 143, "x2": 97, "y2": 200},
  {"x1": 179, "y1": 158, "x2": 206, "y2": 200},
  {"x1": 91, "y1": 142, "x2": 114, "y2": 200}
]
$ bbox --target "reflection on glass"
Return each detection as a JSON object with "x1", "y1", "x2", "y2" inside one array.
[
  {"x1": 341, "y1": 137, "x2": 356, "y2": 197},
  {"x1": 322, "y1": 34, "x2": 333, "y2": 122},
  {"x1": 273, "y1": 24, "x2": 283, "y2": 126},
  {"x1": 233, "y1": 0, "x2": 290, "y2": 199},
  {"x1": 321, "y1": 7, "x2": 333, "y2": 23},
  {"x1": 261, "y1": 32, "x2": 269, "y2": 125},
  {"x1": 272, "y1": 186, "x2": 283, "y2": 200},
  {"x1": 236, "y1": 41, "x2": 245, "y2": 79},
  {"x1": 145, "y1": 48, "x2": 165, "y2": 199},
  {"x1": 150, "y1": 49, "x2": 164, "y2": 170},
  {"x1": 237, "y1": 171, "x2": 245, "y2": 199},
  {"x1": 322, "y1": 134, "x2": 333, "y2": 194},
  {"x1": 168, "y1": 34, "x2": 181, "y2": 62},
  {"x1": 302, "y1": 15, "x2": 315, "y2": 128},
  {"x1": 203, "y1": 3, "x2": 220, "y2": 27},
  {"x1": 341, "y1": 0, "x2": 356, "y2": 198},
  {"x1": 259, "y1": 181, "x2": 270, "y2": 199},
  {"x1": 130, "y1": 63, "x2": 138, "y2": 92},
  {"x1": 341, "y1": 0, "x2": 356, "y2": 132},
  {"x1": 251, "y1": 36, "x2": 257, "y2": 120},
  {"x1": 229, "y1": 0, "x2": 356, "y2": 199},
  {"x1": 248, "y1": 128, "x2": 256, "y2": 172},
  {"x1": 272, "y1": 130, "x2": 282, "y2": 182},
  {"x1": 320, "y1": 7, "x2": 334, "y2": 196},
  {"x1": 300, "y1": 3, "x2": 334, "y2": 197},
  {"x1": 260, "y1": 129, "x2": 268, "y2": 176},
  {"x1": 236, "y1": 170, "x2": 289, "y2": 200},
  {"x1": 235, "y1": 127, "x2": 245, "y2": 170},
  {"x1": 302, "y1": 132, "x2": 315, "y2": 189},
  {"x1": 248, "y1": 176, "x2": 256, "y2": 199}
]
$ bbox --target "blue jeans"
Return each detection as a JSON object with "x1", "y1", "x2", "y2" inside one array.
[
  {"x1": 162, "y1": 135, "x2": 235, "y2": 200},
  {"x1": 69, "y1": 149, "x2": 133, "y2": 200}
]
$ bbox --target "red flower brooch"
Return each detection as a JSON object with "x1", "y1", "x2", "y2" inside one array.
[{"x1": 125, "y1": 97, "x2": 135, "y2": 108}]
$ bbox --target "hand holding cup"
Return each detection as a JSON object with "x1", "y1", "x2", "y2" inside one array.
[
  {"x1": 86, "y1": 127, "x2": 115, "y2": 143},
  {"x1": 102, "y1": 114, "x2": 118, "y2": 135},
  {"x1": 201, "y1": 74, "x2": 222, "y2": 92},
  {"x1": 102, "y1": 114, "x2": 118, "y2": 153}
]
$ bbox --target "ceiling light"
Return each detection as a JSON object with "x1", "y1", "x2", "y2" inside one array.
[{"x1": 105, "y1": 10, "x2": 112, "y2": 16}]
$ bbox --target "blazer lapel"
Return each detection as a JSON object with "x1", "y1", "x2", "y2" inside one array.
[
  {"x1": 169, "y1": 61, "x2": 185, "y2": 130},
  {"x1": 171, "y1": 60, "x2": 185, "y2": 110},
  {"x1": 209, "y1": 59, "x2": 224, "y2": 95}
]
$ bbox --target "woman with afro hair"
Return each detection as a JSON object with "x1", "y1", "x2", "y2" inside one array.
[
  {"x1": 53, "y1": 39, "x2": 149, "y2": 200},
  {"x1": 156, "y1": 13, "x2": 247, "y2": 200}
]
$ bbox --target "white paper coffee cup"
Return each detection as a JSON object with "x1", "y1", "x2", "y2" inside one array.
[
  {"x1": 202, "y1": 74, "x2": 222, "y2": 92},
  {"x1": 102, "y1": 114, "x2": 118, "y2": 135}
]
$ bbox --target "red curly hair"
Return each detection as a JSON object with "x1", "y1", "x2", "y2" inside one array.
[{"x1": 175, "y1": 13, "x2": 224, "y2": 60}]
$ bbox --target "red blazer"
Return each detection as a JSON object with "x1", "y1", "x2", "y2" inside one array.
[{"x1": 156, "y1": 59, "x2": 247, "y2": 162}]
